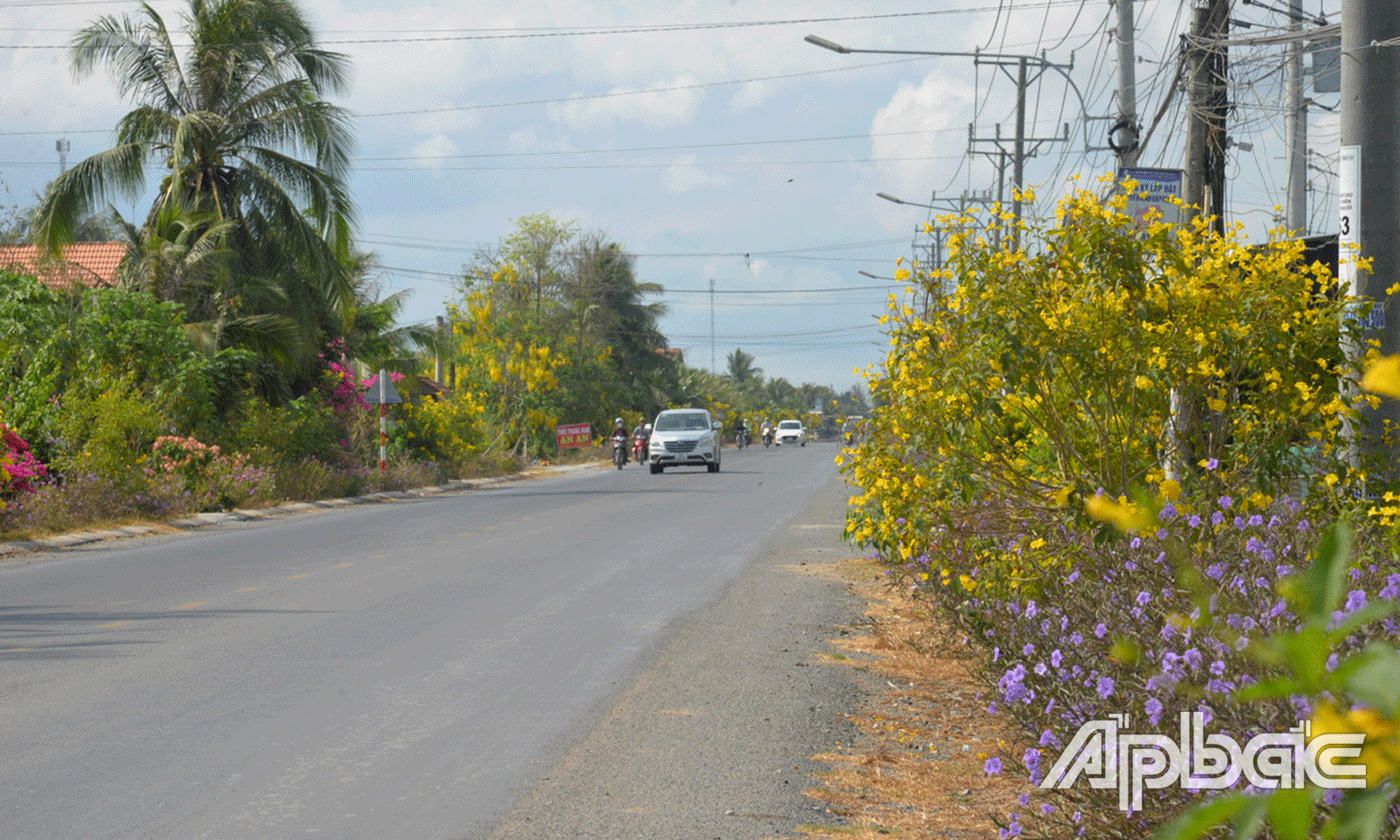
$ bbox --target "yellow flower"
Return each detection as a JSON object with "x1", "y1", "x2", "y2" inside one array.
[
  {"x1": 1085, "y1": 494, "x2": 1156, "y2": 533},
  {"x1": 1049, "y1": 485, "x2": 1072, "y2": 507},
  {"x1": 1361, "y1": 354, "x2": 1400, "y2": 398},
  {"x1": 1310, "y1": 701, "x2": 1400, "y2": 787},
  {"x1": 1134, "y1": 375, "x2": 1153, "y2": 390},
  {"x1": 1159, "y1": 479, "x2": 1182, "y2": 501}
]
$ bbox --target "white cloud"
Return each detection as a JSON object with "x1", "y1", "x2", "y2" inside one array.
[
  {"x1": 546, "y1": 76, "x2": 703, "y2": 131},
  {"x1": 869, "y1": 70, "x2": 976, "y2": 202},
  {"x1": 661, "y1": 155, "x2": 732, "y2": 194},
  {"x1": 409, "y1": 134, "x2": 461, "y2": 170}
]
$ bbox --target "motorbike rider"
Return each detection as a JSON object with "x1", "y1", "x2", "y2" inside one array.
[
  {"x1": 760, "y1": 418, "x2": 774, "y2": 444},
  {"x1": 611, "y1": 417, "x2": 629, "y2": 464},
  {"x1": 632, "y1": 420, "x2": 651, "y2": 461},
  {"x1": 731, "y1": 415, "x2": 748, "y2": 447}
]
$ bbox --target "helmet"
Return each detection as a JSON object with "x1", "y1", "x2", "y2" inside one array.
[
  {"x1": 615, "y1": 417, "x2": 624, "y2": 424},
  {"x1": 644, "y1": 423, "x2": 652, "y2": 431}
]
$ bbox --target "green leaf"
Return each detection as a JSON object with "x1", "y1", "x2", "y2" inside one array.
[
  {"x1": 1344, "y1": 642, "x2": 1400, "y2": 718},
  {"x1": 1270, "y1": 627, "x2": 1336, "y2": 693},
  {"x1": 1333, "y1": 601, "x2": 1400, "y2": 640},
  {"x1": 1266, "y1": 789, "x2": 1315, "y2": 840},
  {"x1": 1150, "y1": 794, "x2": 1257, "y2": 840},
  {"x1": 1303, "y1": 522, "x2": 1354, "y2": 623},
  {"x1": 1333, "y1": 785, "x2": 1397, "y2": 840},
  {"x1": 1231, "y1": 795, "x2": 1269, "y2": 840},
  {"x1": 1236, "y1": 676, "x2": 1303, "y2": 703}
]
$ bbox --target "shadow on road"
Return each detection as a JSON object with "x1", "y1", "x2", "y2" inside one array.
[{"x1": 0, "y1": 604, "x2": 332, "y2": 661}]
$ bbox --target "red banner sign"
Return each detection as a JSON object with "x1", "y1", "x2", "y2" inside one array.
[{"x1": 555, "y1": 422, "x2": 592, "y2": 450}]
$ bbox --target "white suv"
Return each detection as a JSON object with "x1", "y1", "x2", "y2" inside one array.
[
  {"x1": 648, "y1": 409, "x2": 722, "y2": 473},
  {"x1": 775, "y1": 419, "x2": 806, "y2": 446}
]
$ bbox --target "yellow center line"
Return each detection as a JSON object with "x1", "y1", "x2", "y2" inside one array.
[
  {"x1": 330, "y1": 562, "x2": 354, "y2": 568},
  {"x1": 0, "y1": 644, "x2": 41, "y2": 653},
  {"x1": 172, "y1": 601, "x2": 205, "y2": 611},
  {"x1": 235, "y1": 587, "x2": 261, "y2": 593},
  {"x1": 458, "y1": 532, "x2": 476, "y2": 537},
  {"x1": 287, "y1": 573, "x2": 311, "y2": 580},
  {"x1": 96, "y1": 620, "x2": 134, "y2": 629}
]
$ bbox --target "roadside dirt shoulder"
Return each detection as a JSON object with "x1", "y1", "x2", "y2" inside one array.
[{"x1": 797, "y1": 560, "x2": 1023, "y2": 839}]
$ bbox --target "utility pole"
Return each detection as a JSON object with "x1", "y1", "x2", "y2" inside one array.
[
  {"x1": 969, "y1": 57, "x2": 1070, "y2": 251},
  {"x1": 1113, "y1": 0, "x2": 1141, "y2": 168},
  {"x1": 1340, "y1": 0, "x2": 1400, "y2": 468},
  {"x1": 55, "y1": 139, "x2": 70, "y2": 174},
  {"x1": 709, "y1": 278, "x2": 716, "y2": 376},
  {"x1": 1183, "y1": 0, "x2": 1229, "y2": 235},
  {"x1": 1284, "y1": 0, "x2": 1307, "y2": 233}
]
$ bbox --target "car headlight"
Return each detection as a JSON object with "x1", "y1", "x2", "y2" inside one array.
[{"x1": 699, "y1": 433, "x2": 714, "y2": 445}]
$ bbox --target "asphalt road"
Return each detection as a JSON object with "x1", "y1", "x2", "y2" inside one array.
[{"x1": 0, "y1": 441, "x2": 863, "y2": 840}]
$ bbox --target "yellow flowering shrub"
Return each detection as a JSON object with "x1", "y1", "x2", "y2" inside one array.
[
  {"x1": 399, "y1": 390, "x2": 487, "y2": 472},
  {"x1": 842, "y1": 179, "x2": 1365, "y2": 588}
]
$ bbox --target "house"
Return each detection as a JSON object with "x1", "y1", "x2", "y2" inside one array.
[{"x1": 0, "y1": 242, "x2": 126, "y2": 292}]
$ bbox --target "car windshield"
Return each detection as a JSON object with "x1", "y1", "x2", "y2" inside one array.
[
  {"x1": 655, "y1": 413, "x2": 709, "y2": 432},
  {"x1": 779, "y1": 421, "x2": 801, "y2": 429}
]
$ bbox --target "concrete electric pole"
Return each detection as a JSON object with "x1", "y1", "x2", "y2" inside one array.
[
  {"x1": 1284, "y1": 0, "x2": 1308, "y2": 233},
  {"x1": 1113, "y1": 0, "x2": 1141, "y2": 168},
  {"x1": 1340, "y1": 0, "x2": 1400, "y2": 467}
]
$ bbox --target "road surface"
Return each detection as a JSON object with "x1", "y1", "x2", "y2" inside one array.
[{"x1": 0, "y1": 442, "x2": 862, "y2": 839}]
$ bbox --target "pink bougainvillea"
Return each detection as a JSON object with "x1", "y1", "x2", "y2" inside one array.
[{"x1": 1, "y1": 422, "x2": 47, "y2": 496}]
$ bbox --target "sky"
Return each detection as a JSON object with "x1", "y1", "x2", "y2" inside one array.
[{"x1": 0, "y1": 0, "x2": 1345, "y2": 393}]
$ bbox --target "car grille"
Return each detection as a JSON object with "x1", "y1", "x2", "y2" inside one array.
[{"x1": 664, "y1": 440, "x2": 698, "y2": 453}]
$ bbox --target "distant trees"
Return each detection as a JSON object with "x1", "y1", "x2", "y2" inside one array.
[{"x1": 449, "y1": 214, "x2": 679, "y2": 457}]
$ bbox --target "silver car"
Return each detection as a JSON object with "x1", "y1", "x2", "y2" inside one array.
[{"x1": 647, "y1": 409, "x2": 722, "y2": 473}]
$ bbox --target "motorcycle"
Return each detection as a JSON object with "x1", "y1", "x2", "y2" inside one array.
[
  {"x1": 762, "y1": 428, "x2": 773, "y2": 448},
  {"x1": 612, "y1": 433, "x2": 629, "y2": 469},
  {"x1": 736, "y1": 427, "x2": 749, "y2": 449},
  {"x1": 633, "y1": 433, "x2": 649, "y2": 465}
]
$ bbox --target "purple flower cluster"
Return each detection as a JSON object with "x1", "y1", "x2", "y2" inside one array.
[{"x1": 900, "y1": 491, "x2": 1400, "y2": 838}]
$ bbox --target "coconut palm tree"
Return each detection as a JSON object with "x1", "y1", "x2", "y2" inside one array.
[
  {"x1": 572, "y1": 238, "x2": 672, "y2": 398},
  {"x1": 32, "y1": 0, "x2": 356, "y2": 395},
  {"x1": 726, "y1": 348, "x2": 763, "y2": 386}
]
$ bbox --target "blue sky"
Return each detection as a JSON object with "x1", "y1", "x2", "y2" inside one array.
[{"x1": 0, "y1": 1, "x2": 1343, "y2": 392}]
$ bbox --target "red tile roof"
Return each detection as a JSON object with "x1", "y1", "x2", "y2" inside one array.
[{"x1": 0, "y1": 242, "x2": 126, "y2": 291}]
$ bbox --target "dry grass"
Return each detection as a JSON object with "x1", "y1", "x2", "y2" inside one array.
[{"x1": 796, "y1": 558, "x2": 1025, "y2": 839}]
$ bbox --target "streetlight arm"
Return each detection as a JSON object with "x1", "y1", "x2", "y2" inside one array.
[
  {"x1": 804, "y1": 34, "x2": 850, "y2": 53},
  {"x1": 804, "y1": 33, "x2": 1091, "y2": 130}
]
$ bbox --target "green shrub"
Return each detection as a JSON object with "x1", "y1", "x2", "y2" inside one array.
[{"x1": 49, "y1": 384, "x2": 166, "y2": 491}]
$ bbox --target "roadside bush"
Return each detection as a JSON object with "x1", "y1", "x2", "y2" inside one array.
[
  {"x1": 48, "y1": 384, "x2": 166, "y2": 492},
  {"x1": 147, "y1": 436, "x2": 275, "y2": 512},
  {"x1": 0, "y1": 471, "x2": 190, "y2": 538},
  {"x1": 364, "y1": 457, "x2": 447, "y2": 493},
  {"x1": 269, "y1": 456, "x2": 369, "y2": 501},
  {"x1": 842, "y1": 180, "x2": 1365, "y2": 590},
  {"x1": 839, "y1": 178, "x2": 1400, "y2": 839},
  {"x1": 398, "y1": 392, "x2": 485, "y2": 475},
  {"x1": 224, "y1": 396, "x2": 342, "y2": 464}
]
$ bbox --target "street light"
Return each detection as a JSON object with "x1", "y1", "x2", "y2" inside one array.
[{"x1": 876, "y1": 191, "x2": 937, "y2": 209}]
